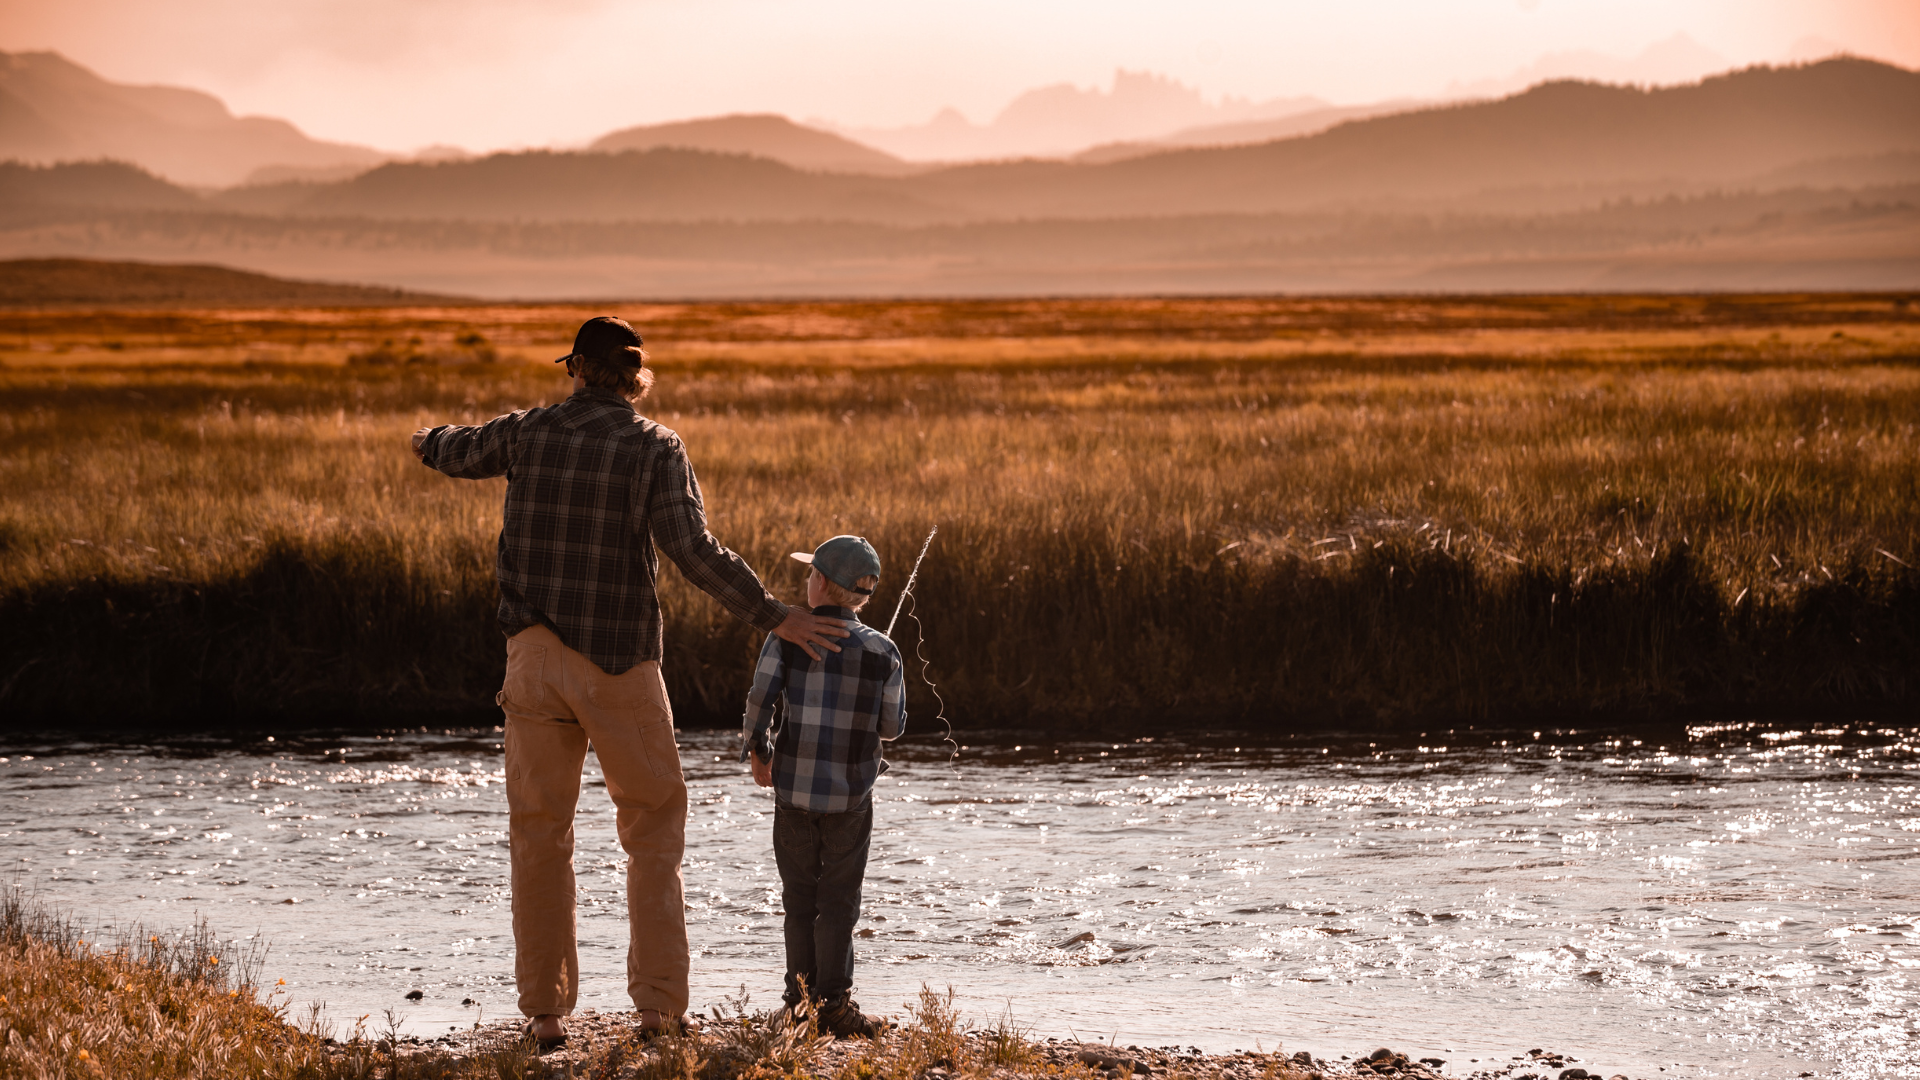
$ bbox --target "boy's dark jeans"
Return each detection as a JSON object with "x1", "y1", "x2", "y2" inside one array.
[{"x1": 773, "y1": 797, "x2": 873, "y2": 1006}]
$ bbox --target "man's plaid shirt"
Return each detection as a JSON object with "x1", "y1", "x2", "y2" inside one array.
[
  {"x1": 419, "y1": 386, "x2": 788, "y2": 674},
  {"x1": 741, "y1": 605, "x2": 905, "y2": 813}
]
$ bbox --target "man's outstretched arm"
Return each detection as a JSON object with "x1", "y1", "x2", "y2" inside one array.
[
  {"x1": 412, "y1": 411, "x2": 523, "y2": 479},
  {"x1": 645, "y1": 435, "x2": 850, "y2": 659}
]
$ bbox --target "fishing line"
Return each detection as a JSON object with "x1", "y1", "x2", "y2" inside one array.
[
  {"x1": 894, "y1": 588, "x2": 956, "y2": 763},
  {"x1": 886, "y1": 526, "x2": 956, "y2": 763}
]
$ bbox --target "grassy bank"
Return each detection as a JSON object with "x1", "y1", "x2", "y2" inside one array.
[
  {"x1": 0, "y1": 888, "x2": 542, "y2": 1078},
  {"x1": 1, "y1": 296, "x2": 1916, "y2": 730}
]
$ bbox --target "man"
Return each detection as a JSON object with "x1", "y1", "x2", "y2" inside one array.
[{"x1": 412, "y1": 316, "x2": 847, "y2": 1047}]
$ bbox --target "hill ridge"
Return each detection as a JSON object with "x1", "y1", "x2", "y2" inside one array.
[
  {"x1": 0, "y1": 257, "x2": 465, "y2": 308},
  {"x1": 589, "y1": 113, "x2": 914, "y2": 176},
  {"x1": 0, "y1": 50, "x2": 385, "y2": 188}
]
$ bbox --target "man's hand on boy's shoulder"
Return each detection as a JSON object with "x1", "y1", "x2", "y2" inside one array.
[
  {"x1": 773, "y1": 606, "x2": 850, "y2": 661},
  {"x1": 749, "y1": 752, "x2": 774, "y2": 788}
]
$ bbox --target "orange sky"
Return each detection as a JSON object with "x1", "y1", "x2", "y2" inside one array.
[{"x1": 3, "y1": 0, "x2": 1917, "y2": 153}]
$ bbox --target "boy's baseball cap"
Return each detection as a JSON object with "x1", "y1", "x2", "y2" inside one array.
[
  {"x1": 555, "y1": 316, "x2": 645, "y2": 368},
  {"x1": 791, "y1": 535, "x2": 882, "y2": 595}
]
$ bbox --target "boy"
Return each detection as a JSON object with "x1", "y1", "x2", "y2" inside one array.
[{"x1": 742, "y1": 534, "x2": 906, "y2": 1038}]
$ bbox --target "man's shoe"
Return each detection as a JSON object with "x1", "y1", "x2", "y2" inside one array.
[
  {"x1": 637, "y1": 1009, "x2": 702, "y2": 1039},
  {"x1": 817, "y1": 997, "x2": 880, "y2": 1039},
  {"x1": 521, "y1": 1016, "x2": 567, "y2": 1051}
]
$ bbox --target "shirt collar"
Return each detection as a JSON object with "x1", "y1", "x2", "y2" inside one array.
[
  {"x1": 812, "y1": 604, "x2": 862, "y2": 623},
  {"x1": 571, "y1": 385, "x2": 637, "y2": 412}
]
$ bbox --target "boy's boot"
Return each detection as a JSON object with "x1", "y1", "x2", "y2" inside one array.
[
  {"x1": 777, "y1": 993, "x2": 817, "y2": 1032},
  {"x1": 818, "y1": 995, "x2": 881, "y2": 1039}
]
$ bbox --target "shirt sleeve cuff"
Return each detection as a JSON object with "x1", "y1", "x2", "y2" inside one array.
[
  {"x1": 740, "y1": 726, "x2": 773, "y2": 763},
  {"x1": 417, "y1": 424, "x2": 447, "y2": 465},
  {"x1": 752, "y1": 598, "x2": 790, "y2": 633}
]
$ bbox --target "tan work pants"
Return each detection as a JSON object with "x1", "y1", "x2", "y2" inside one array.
[{"x1": 497, "y1": 624, "x2": 689, "y2": 1018}]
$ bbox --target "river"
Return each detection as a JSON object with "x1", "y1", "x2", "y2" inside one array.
[{"x1": 2, "y1": 724, "x2": 1915, "y2": 1078}]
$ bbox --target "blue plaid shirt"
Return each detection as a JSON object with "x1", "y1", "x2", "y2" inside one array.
[{"x1": 741, "y1": 606, "x2": 906, "y2": 813}]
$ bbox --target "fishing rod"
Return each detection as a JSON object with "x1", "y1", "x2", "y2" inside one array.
[
  {"x1": 887, "y1": 525, "x2": 938, "y2": 639},
  {"x1": 884, "y1": 525, "x2": 955, "y2": 762}
]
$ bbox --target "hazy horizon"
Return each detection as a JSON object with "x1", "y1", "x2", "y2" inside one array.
[{"x1": 2, "y1": 0, "x2": 1917, "y2": 157}]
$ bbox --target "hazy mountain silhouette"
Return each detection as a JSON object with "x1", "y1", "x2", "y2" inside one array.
[
  {"x1": 841, "y1": 70, "x2": 1326, "y2": 160},
  {"x1": 1071, "y1": 101, "x2": 1420, "y2": 164},
  {"x1": 0, "y1": 160, "x2": 202, "y2": 211},
  {"x1": 0, "y1": 256, "x2": 458, "y2": 307},
  {"x1": 4, "y1": 59, "x2": 1917, "y2": 297},
  {"x1": 902, "y1": 58, "x2": 1920, "y2": 219},
  {"x1": 10, "y1": 59, "x2": 1916, "y2": 229},
  {"x1": 233, "y1": 149, "x2": 954, "y2": 224},
  {"x1": 1445, "y1": 32, "x2": 1729, "y2": 99},
  {"x1": 0, "y1": 51, "x2": 385, "y2": 187},
  {"x1": 157, "y1": 58, "x2": 1916, "y2": 225},
  {"x1": 589, "y1": 114, "x2": 915, "y2": 176}
]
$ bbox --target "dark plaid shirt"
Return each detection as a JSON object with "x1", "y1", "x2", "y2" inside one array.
[
  {"x1": 420, "y1": 386, "x2": 788, "y2": 674},
  {"x1": 742, "y1": 606, "x2": 906, "y2": 813}
]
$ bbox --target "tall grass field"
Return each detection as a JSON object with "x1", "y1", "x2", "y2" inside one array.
[{"x1": 1, "y1": 295, "x2": 1916, "y2": 731}]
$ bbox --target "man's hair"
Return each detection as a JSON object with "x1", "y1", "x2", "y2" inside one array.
[
  {"x1": 574, "y1": 350, "x2": 655, "y2": 400},
  {"x1": 819, "y1": 572, "x2": 879, "y2": 612}
]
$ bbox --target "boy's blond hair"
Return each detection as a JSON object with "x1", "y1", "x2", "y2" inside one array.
[{"x1": 818, "y1": 571, "x2": 879, "y2": 611}]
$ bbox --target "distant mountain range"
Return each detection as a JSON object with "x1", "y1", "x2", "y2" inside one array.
[
  {"x1": 30, "y1": 58, "x2": 1900, "y2": 226},
  {"x1": 2, "y1": 55, "x2": 1916, "y2": 297},
  {"x1": 0, "y1": 51, "x2": 385, "y2": 187},
  {"x1": 894, "y1": 59, "x2": 1920, "y2": 220},
  {"x1": 833, "y1": 70, "x2": 1330, "y2": 161},
  {"x1": 0, "y1": 52, "x2": 1359, "y2": 184}
]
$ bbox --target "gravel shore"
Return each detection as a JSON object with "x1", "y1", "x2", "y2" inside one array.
[{"x1": 393, "y1": 1008, "x2": 1648, "y2": 1080}]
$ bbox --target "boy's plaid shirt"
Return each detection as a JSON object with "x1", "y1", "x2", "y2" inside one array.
[
  {"x1": 419, "y1": 386, "x2": 788, "y2": 674},
  {"x1": 741, "y1": 606, "x2": 906, "y2": 813}
]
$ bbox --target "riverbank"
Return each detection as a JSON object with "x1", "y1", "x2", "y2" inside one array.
[
  {"x1": 2, "y1": 295, "x2": 1916, "y2": 730},
  {"x1": 428, "y1": 1005, "x2": 1640, "y2": 1080},
  {"x1": 0, "y1": 888, "x2": 1633, "y2": 1080},
  {"x1": 0, "y1": 886, "x2": 1336, "y2": 1080}
]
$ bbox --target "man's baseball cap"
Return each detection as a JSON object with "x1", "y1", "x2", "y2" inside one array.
[
  {"x1": 555, "y1": 316, "x2": 644, "y2": 368},
  {"x1": 790, "y1": 535, "x2": 882, "y2": 595}
]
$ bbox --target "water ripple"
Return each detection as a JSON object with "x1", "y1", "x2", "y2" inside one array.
[{"x1": 0, "y1": 727, "x2": 1916, "y2": 1077}]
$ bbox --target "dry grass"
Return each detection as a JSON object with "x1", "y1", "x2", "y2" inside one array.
[
  {"x1": 0, "y1": 296, "x2": 1916, "y2": 728},
  {"x1": 0, "y1": 888, "x2": 553, "y2": 1079}
]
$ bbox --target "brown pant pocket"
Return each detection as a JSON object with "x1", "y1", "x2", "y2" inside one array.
[
  {"x1": 637, "y1": 716, "x2": 681, "y2": 780},
  {"x1": 502, "y1": 636, "x2": 547, "y2": 711}
]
